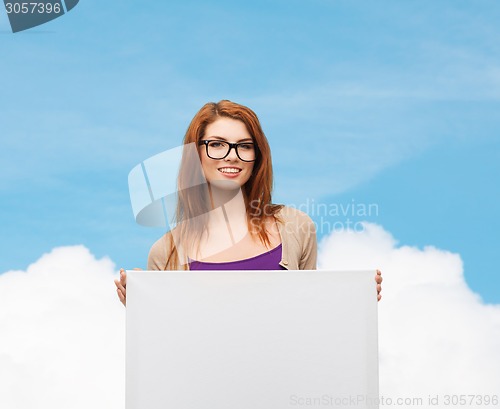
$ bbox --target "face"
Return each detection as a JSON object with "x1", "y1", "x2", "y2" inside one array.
[{"x1": 199, "y1": 118, "x2": 255, "y2": 189}]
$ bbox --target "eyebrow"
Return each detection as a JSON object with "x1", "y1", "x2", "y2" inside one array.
[{"x1": 206, "y1": 136, "x2": 253, "y2": 143}]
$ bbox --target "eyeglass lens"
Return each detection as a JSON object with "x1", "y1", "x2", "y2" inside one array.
[{"x1": 206, "y1": 141, "x2": 255, "y2": 162}]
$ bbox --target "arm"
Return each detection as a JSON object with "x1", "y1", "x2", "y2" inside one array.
[{"x1": 299, "y1": 214, "x2": 318, "y2": 270}]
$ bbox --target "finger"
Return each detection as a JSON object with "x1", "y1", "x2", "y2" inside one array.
[
  {"x1": 115, "y1": 278, "x2": 126, "y2": 294},
  {"x1": 117, "y1": 288, "x2": 126, "y2": 306},
  {"x1": 377, "y1": 294, "x2": 382, "y2": 302},
  {"x1": 377, "y1": 284, "x2": 382, "y2": 293},
  {"x1": 120, "y1": 269, "x2": 127, "y2": 286}
]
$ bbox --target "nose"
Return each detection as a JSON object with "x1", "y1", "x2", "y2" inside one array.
[{"x1": 224, "y1": 145, "x2": 239, "y2": 161}]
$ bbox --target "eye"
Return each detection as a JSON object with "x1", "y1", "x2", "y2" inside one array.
[
  {"x1": 239, "y1": 143, "x2": 254, "y2": 150},
  {"x1": 208, "y1": 141, "x2": 226, "y2": 148}
]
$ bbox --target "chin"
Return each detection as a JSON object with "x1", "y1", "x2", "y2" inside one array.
[{"x1": 209, "y1": 180, "x2": 242, "y2": 190}]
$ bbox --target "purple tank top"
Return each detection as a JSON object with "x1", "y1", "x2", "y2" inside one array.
[{"x1": 189, "y1": 243, "x2": 285, "y2": 270}]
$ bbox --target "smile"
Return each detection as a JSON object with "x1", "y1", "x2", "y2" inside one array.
[{"x1": 218, "y1": 167, "x2": 242, "y2": 174}]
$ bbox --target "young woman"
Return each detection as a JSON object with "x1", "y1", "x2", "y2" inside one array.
[{"x1": 115, "y1": 100, "x2": 382, "y2": 305}]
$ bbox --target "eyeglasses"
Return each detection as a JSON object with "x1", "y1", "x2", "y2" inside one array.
[{"x1": 199, "y1": 140, "x2": 256, "y2": 162}]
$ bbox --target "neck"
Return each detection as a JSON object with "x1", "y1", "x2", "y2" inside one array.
[
  {"x1": 206, "y1": 184, "x2": 248, "y2": 245},
  {"x1": 210, "y1": 184, "x2": 246, "y2": 217}
]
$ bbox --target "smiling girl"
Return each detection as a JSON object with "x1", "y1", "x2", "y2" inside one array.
[{"x1": 115, "y1": 100, "x2": 382, "y2": 305}]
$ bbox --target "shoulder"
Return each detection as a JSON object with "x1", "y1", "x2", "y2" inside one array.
[
  {"x1": 274, "y1": 205, "x2": 316, "y2": 244},
  {"x1": 275, "y1": 205, "x2": 316, "y2": 232},
  {"x1": 149, "y1": 232, "x2": 172, "y2": 253},
  {"x1": 147, "y1": 232, "x2": 173, "y2": 270}
]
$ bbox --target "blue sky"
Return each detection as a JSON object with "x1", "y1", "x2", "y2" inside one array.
[{"x1": 1, "y1": 0, "x2": 499, "y2": 302}]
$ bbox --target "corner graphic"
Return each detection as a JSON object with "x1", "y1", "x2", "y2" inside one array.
[{"x1": 3, "y1": 0, "x2": 79, "y2": 33}]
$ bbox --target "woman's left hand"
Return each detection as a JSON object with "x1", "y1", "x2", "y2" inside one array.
[{"x1": 375, "y1": 269, "x2": 383, "y2": 301}]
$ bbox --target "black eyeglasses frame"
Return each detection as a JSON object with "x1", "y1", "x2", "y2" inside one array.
[{"x1": 198, "y1": 140, "x2": 257, "y2": 162}]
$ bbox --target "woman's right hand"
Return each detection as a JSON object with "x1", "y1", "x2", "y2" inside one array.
[
  {"x1": 114, "y1": 268, "x2": 127, "y2": 306},
  {"x1": 115, "y1": 268, "x2": 143, "y2": 306}
]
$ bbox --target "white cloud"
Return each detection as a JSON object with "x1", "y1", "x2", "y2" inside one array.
[
  {"x1": 319, "y1": 223, "x2": 500, "y2": 406},
  {"x1": 1, "y1": 226, "x2": 499, "y2": 408},
  {"x1": 0, "y1": 246, "x2": 125, "y2": 409}
]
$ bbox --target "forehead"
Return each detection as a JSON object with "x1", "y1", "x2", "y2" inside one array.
[{"x1": 204, "y1": 118, "x2": 251, "y2": 140}]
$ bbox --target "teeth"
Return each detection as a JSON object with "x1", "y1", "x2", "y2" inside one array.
[{"x1": 219, "y1": 168, "x2": 241, "y2": 174}]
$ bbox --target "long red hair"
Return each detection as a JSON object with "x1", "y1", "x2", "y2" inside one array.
[{"x1": 164, "y1": 100, "x2": 282, "y2": 269}]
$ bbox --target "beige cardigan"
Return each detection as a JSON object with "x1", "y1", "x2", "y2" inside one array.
[{"x1": 147, "y1": 206, "x2": 317, "y2": 270}]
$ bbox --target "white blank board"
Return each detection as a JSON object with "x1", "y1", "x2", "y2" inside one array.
[{"x1": 126, "y1": 270, "x2": 379, "y2": 409}]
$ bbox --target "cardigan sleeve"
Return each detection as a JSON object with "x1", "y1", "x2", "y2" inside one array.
[
  {"x1": 278, "y1": 206, "x2": 318, "y2": 270},
  {"x1": 298, "y1": 211, "x2": 317, "y2": 270},
  {"x1": 147, "y1": 234, "x2": 170, "y2": 270}
]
